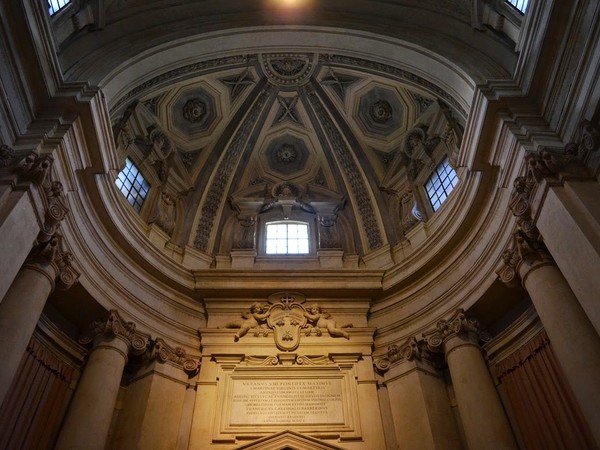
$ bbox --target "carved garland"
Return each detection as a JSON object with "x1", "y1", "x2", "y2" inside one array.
[{"x1": 306, "y1": 86, "x2": 384, "y2": 250}]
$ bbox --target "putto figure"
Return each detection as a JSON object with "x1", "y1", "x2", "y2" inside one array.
[
  {"x1": 233, "y1": 303, "x2": 270, "y2": 341},
  {"x1": 304, "y1": 303, "x2": 351, "y2": 339}
]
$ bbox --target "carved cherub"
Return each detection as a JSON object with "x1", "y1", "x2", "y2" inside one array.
[
  {"x1": 304, "y1": 303, "x2": 350, "y2": 339},
  {"x1": 234, "y1": 303, "x2": 270, "y2": 341},
  {"x1": 400, "y1": 127, "x2": 439, "y2": 181}
]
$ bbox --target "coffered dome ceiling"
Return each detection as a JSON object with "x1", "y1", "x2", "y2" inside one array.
[
  {"x1": 51, "y1": 0, "x2": 521, "y2": 334},
  {"x1": 110, "y1": 51, "x2": 467, "y2": 259}
]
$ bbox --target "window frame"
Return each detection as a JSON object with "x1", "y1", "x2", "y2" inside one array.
[{"x1": 256, "y1": 210, "x2": 318, "y2": 258}]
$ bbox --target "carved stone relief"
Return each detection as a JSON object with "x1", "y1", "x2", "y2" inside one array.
[
  {"x1": 16, "y1": 152, "x2": 80, "y2": 290},
  {"x1": 399, "y1": 126, "x2": 438, "y2": 181},
  {"x1": 227, "y1": 293, "x2": 353, "y2": 350},
  {"x1": 370, "y1": 100, "x2": 393, "y2": 123},
  {"x1": 318, "y1": 215, "x2": 341, "y2": 249},
  {"x1": 261, "y1": 53, "x2": 316, "y2": 86},
  {"x1": 182, "y1": 98, "x2": 206, "y2": 123}
]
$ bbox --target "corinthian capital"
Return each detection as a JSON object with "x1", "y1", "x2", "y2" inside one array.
[
  {"x1": 151, "y1": 338, "x2": 200, "y2": 376},
  {"x1": 375, "y1": 336, "x2": 438, "y2": 373},
  {"x1": 79, "y1": 310, "x2": 150, "y2": 356},
  {"x1": 17, "y1": 152, "x2": 70, "y2": 242},
  {"x1": 526, "y1": 148, "x2": 590, "y2": 183},
  {"x1": 18, "y1": 152, "x2": 54, "y2": 186},
  {"x1": 497, "y1": 230, "x2": 554, "y2": 288},
  {"x1": 25, "y1": 234, "x2": 80, "y2": 291},
  {"x1": 423, "y1": 309, "x2": 489, "y2": 353}
]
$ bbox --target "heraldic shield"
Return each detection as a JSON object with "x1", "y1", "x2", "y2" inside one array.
[{"x1": 267, "y1": 302, "x2": 307, "y2": 351}]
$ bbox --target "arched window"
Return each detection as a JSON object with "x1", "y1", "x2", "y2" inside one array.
[
  {"x1": 265, "y1": 221, "x2": 310, "y2": 255},
  {"x1": 48, "y1": 0, "x2": 71, "y2": 15},
  {"x1": 115, "y1": 158, "x2": 150, "y2": 213},
  {"x1": 425, "y1": 157, "x2": 458, "y2": 212}
]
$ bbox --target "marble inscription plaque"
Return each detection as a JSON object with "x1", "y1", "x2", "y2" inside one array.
[{"x1": 230, "y1": 378, "x2": 344, "y2": 425}]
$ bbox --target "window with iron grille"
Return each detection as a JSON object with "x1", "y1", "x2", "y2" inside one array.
[
  {"x1": 115, "y1": 159, "x2": 150, "y2": 213},
  {"x1": 425, "y1": 158, "x2": 459, "y2": 212},
  {"x1": 48, "y1": 0, "x2": 71, "y2": 15},
  {"x1": 506, "y1": 0, "x2": 528, "y2": 13}
]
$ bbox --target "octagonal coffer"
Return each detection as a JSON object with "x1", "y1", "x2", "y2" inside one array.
[
  {"x1": 356, "y1": 86, "x2": 405, "y2": 137},
  {"x1": 170, "y1": 86, "x2": 218, "y2": 136},
  {"x1": 262, "y1": 134, "x2": 311, "y2": 179}
]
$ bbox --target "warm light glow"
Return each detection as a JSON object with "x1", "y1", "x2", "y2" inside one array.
[{"x1": 268, "y1": 0, "x2": 311, "y2": 9}]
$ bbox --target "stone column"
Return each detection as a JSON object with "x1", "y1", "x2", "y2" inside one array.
[
  {"x1": 375, "y1": 337, "x2": 461, "y2": 450},
  {"x1": 112, "y1": 338, "x2": 199, "y2": 450},
  {"x1": 0, "y1": 239, "x2": 77, "y2": 405},
  {"x1": 425, "y1": 310, "x2": 518, "y2": 450},
  {"x1": 499, "y1": 231, "x2": 600, "y2": 446},
  {"x1": 55, "y1": 310, "x2": 150, "y2": 450},
  {"x1": 509, "y1": 144, "x2": 600, "y2": 334}
]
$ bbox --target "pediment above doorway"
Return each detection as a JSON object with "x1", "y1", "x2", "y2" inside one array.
[{"x1": 236, "y1": 430, "x2": 347, "y2": 450}]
